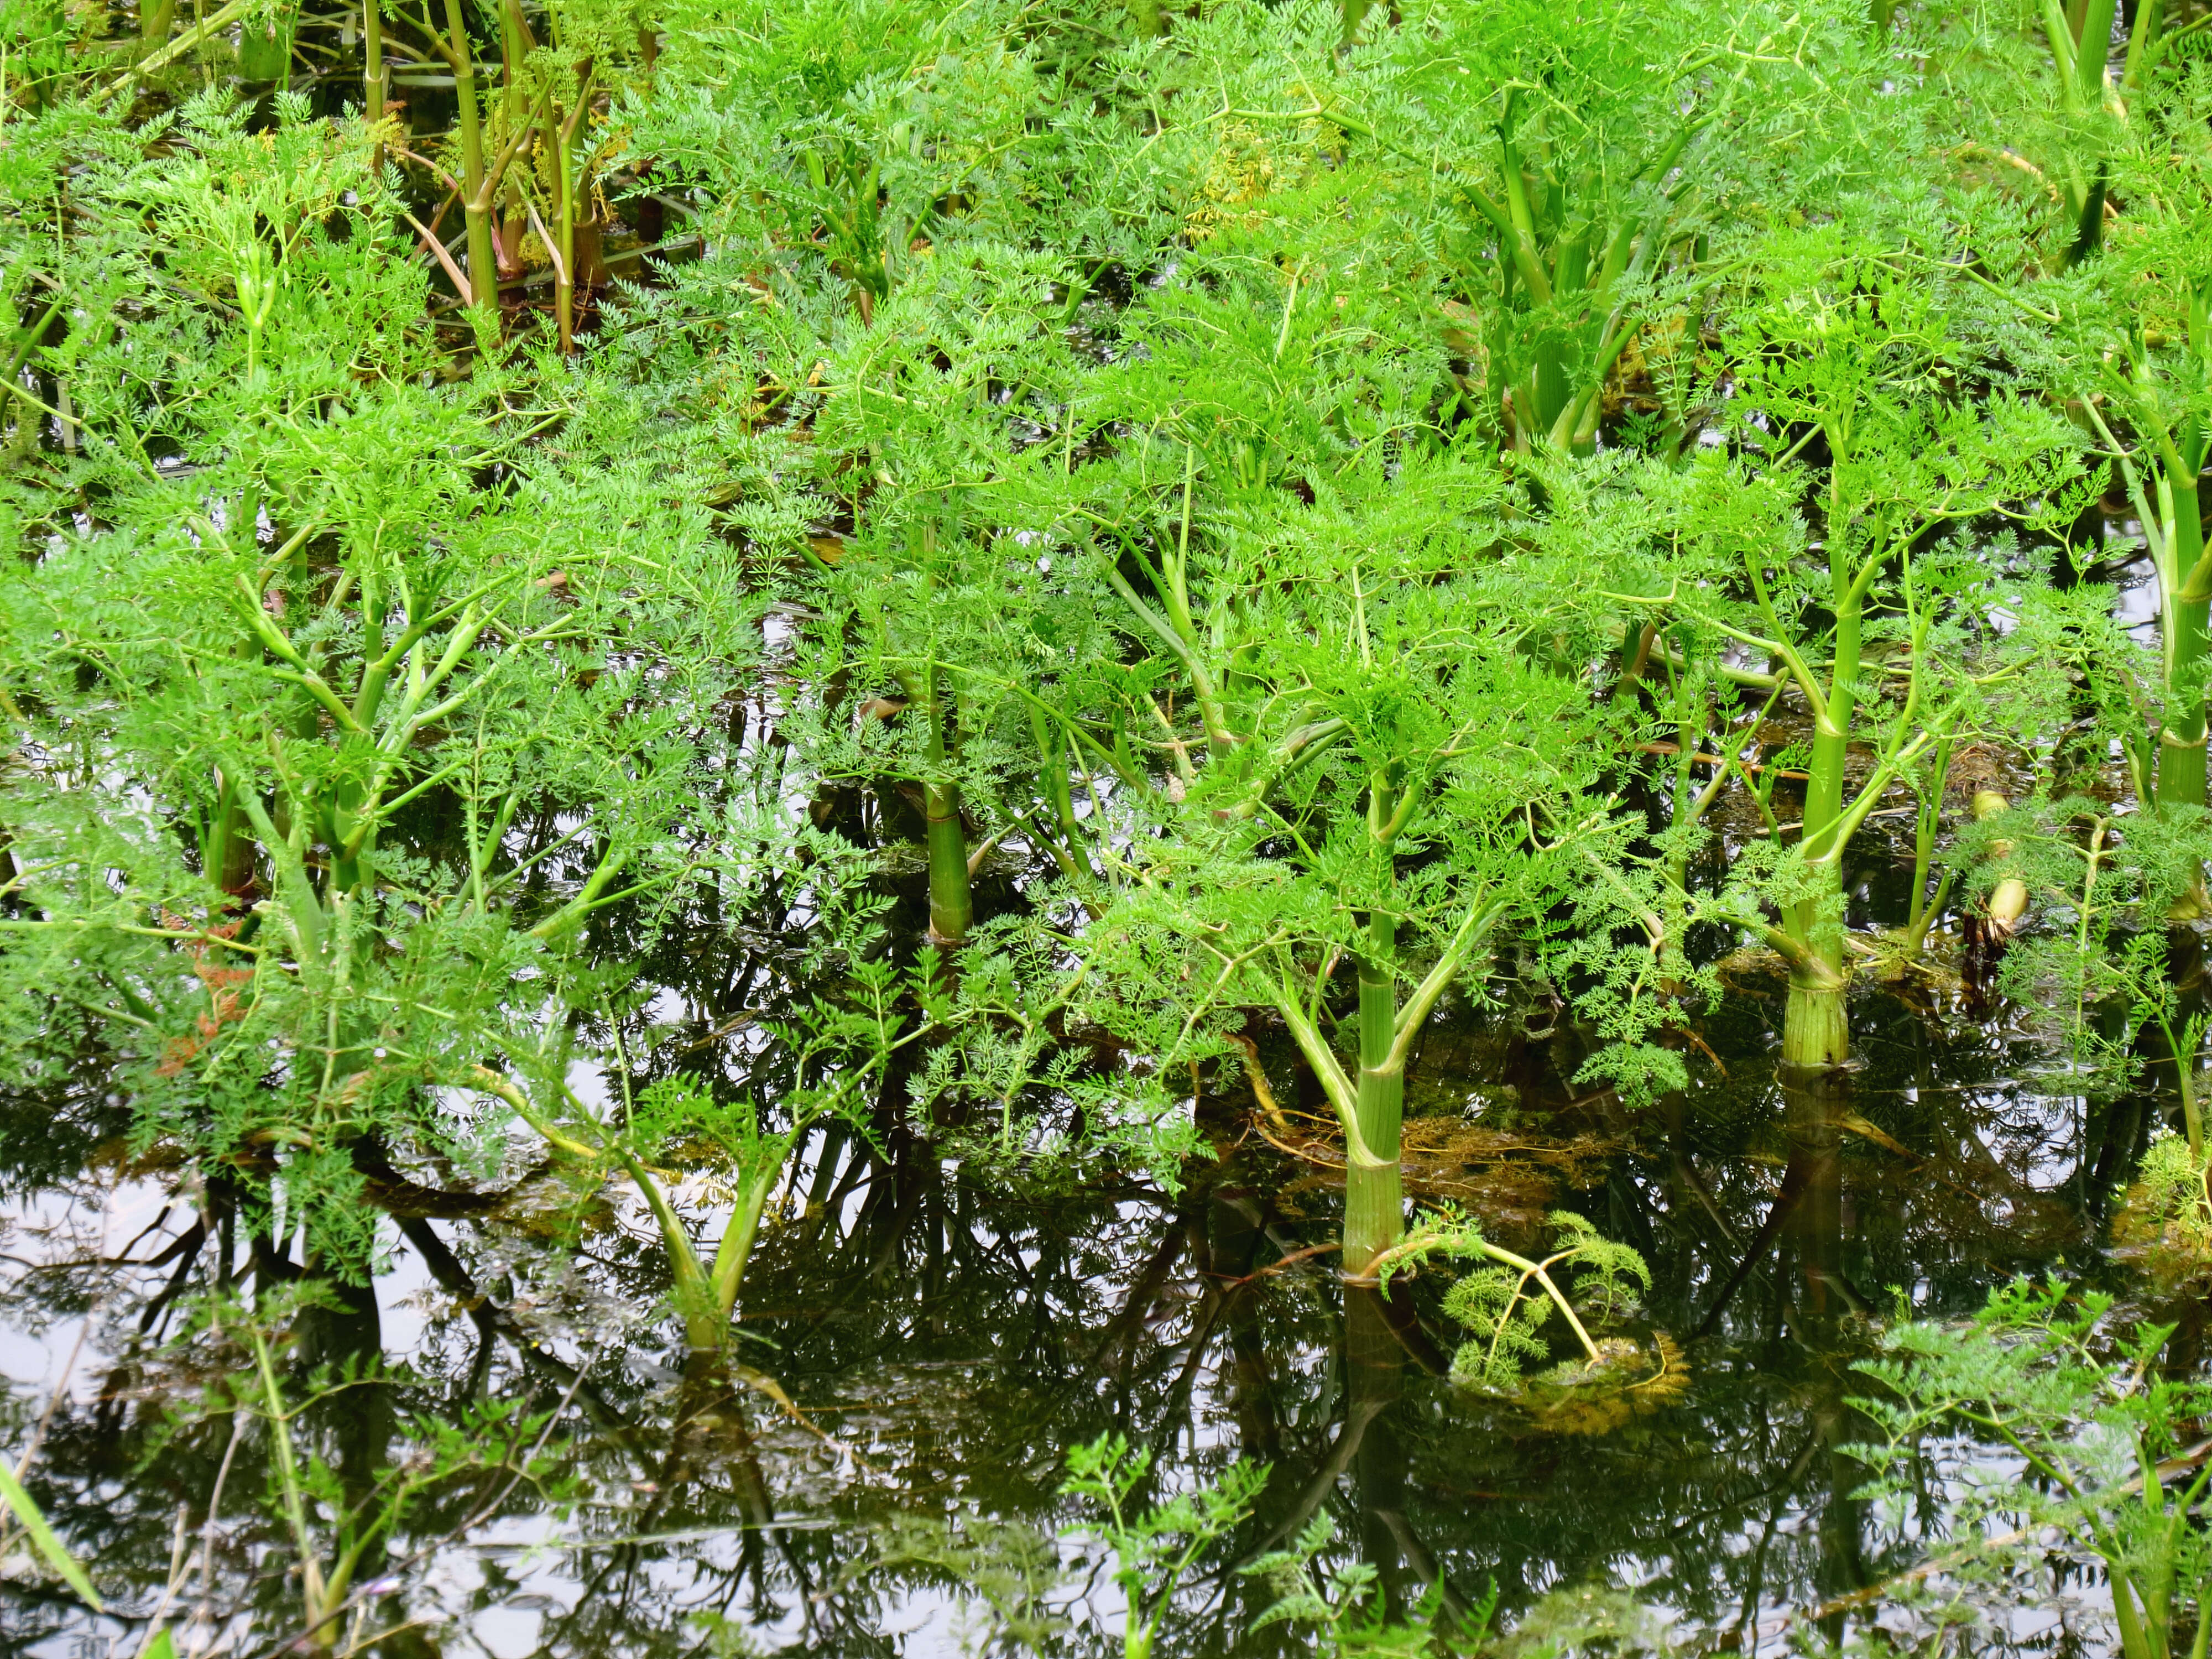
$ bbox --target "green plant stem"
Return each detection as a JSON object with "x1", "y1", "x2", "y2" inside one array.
[
  {"x1": 612, "y1": 1146, "x2": 732, "y2": 1352},
  {"x1": 1903, "y1": 737, "x2": 1955, "y2": 954},
  {"x1": 93, "y1": 0, "x2": 247, "y2": 101},
  {"x1": 553, "y1": 90, "x2": 578, "y2": 353},
  {"x1": 362, "y1": 0, "x2": 382, "y2": 118},
  {"x1": 2156, "y1": 461, "x2": 2210, "y2": 813},
  {"x1": 467, "y1": 1067, "x2": 603, "y2": 1159},
  {"x1": 2148, "y1": 1006, "x2": 2205, "y2": 1165},
  {"x1": 707, "y1": 1171, "x2": 776, "y2": 1324},
  {"x1": 442, "y1": 0, "x2": 497, "y2": 317},
  {"x1": 1344, "y1": 766, "x2": 1406, "y2": 1270},
  {"x1": 1361, "y1": 1228, "x2": 1606, "y2": 1363},
  {"x1": 1781, "y1": 970, "x2": 1852, "y2": 1070},
  {"x1": 138, "y1": 0, "x2": 179, "y2": 61},
  {"x1": 920, "y1": 660, "x2": 972, "y2": 946},
  {"x1": 2085, "y1": 394, "x2": 2210, "y2": 815},
  {"x1": 2122, "y1": 0, "x2": 2164, "y2": 88},
  {"x1": 1746, "y1": 505, "x2": 1938, "y2": 1065},
  {"x1": 0, "y1": 1458, "x2": 100, "y2": 1609}
]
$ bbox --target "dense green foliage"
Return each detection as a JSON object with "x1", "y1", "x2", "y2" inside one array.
[{"x1": 4, "y1": 0, "x2": 2212, "y2": 1648}]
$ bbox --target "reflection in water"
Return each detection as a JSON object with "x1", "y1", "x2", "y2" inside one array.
[
  {"x1": 0, "y1": 971, "x2": 2171, "y2": 1655},
  {"x1": 1777, "y1": 1075, "x2": 1866, "y2": 1647}
]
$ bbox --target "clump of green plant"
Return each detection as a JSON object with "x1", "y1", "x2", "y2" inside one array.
[
  {"x1": 1850, "y1": 1277, "x2": 2212, "y2": 1659},
  {"x1": 1989, "y1": 800, "x2": 2212, "y2": 1159},
  {"x1": 1244, "y1": 1512, "x2": 1499, "y2": 1657},
  {"x1": 0, "y1": 80, "x2": 779, "y2": 1277},
  {"x1": 1368, "y1": 1208, "x2": 1652, "y2": 1393},
  {"x1": 2115, "y1": 1130, "x2": 2212, "y2": 1290},
  {"x1": 1062, "y1": 1433, "x2": 1270, "y2": 1659},
  {"x1": 1595, "y1": 233, "x2": 2090, "y2": 1071},
  {"x1": 1058, "y1": 445, "x2": 1616, "y2": 1269},
  {"x1": 559, "y1": 1067, "x2": 863, "y2": 1357},
  {"x1": 488, "y1": 946, "x2": 900, "y2": 1354}
]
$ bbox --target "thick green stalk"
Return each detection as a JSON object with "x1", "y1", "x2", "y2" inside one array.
[
  {"x1": 924, "y1": 781, "x2": 971, "y2": 944},
  {"x1": 1777, "y1": 760, "x2": 1851, "y2": 1067},
  {"x1": 138, "y1": 0, "x2": 178, "y2": 60},
  {"x1": 444, "y1": 0, "x2": 497, "y2": 317},
  {"x1": 1344, "y1": 779, "x2": 1405, "y2": 1270},
  {"x1": 1770, "y1": 481, "x2": 1903, "y2": 1070},
  {"x1": 1344, "y1": 963, "x2": 1405, "y2": 1269},
  {"x1": 211, "y1": 770, "x2": 258, "y2": 900},
  {"x1": 708, "y1": 1172, "x2": 776, "y2": 1323},
  {"x1": 2075, "y1": 0, "x2": 2119, "y2": 98},
  {"x1": 2122, "y1": 0, "x2": 2163, "y2": 89},
  {"x1": 920, "y1": 662, "x2": 971, "y2": 945},
  {"x1": 498, "y1": 0, "x2": 526, "y2": 124},
  {"x1": 1276, "y1": 894, "x2": 1502, "y2": 1275},
  {"x1": 2157, "y1": 467, "x2": 2209, "y2": 811},
  {"x1": 554, "y1": 107, "x2": 575, "y2": 354},
  {"x1": 362, "y1": 0, "x2": 382, "y2": 119},
  {"x1": 1781, "y1": 968, "x2": 1851, "y2": 1070}
]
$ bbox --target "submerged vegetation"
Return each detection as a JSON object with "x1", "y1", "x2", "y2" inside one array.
[{"x1": 3, "y1": 0, "x2": 2212, "y2": 1649}]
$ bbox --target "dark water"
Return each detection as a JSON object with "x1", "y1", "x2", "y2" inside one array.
[{"x1": 0, "y1": 796, "x2": 2176, "y2": 1657}]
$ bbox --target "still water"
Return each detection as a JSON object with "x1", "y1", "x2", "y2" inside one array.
[{"x1": 0, "y1": 817, "x2": 2168, "y2": 1657}]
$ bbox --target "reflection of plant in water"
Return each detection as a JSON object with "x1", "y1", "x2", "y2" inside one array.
[
  {"x1": 2116, "y1": 1131, "x2": 2212, "y2": 1290},
  {"x1": 149, "y1": 1287, "x2": 575, "y2": 1654},
  {"x1": 907, "y1": 921, "x2": 1206, "y2": 1193},
  {"x1": 1515, "y1": 1333, "x2": 1692, "y2": 1439},
  {"x1": 1368, "y1": 1207, "x2": 1651, "y2": 1392},
  {"x1": 1850, "y1": 1278, "x2": 2212, "y2": 1659},
  {"x1": 845, "y1": 1511, "x2": 1070, "y2": 1656},
  {"x1": 491, "y1": 956, "x2": 907, "y2": 1356}
]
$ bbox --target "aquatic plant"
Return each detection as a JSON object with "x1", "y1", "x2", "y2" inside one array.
[
  {"x1": 1850, "y1": 1277, "x2": 2212, "y2": 1659},
  {"x1": 1062, "y1": 1433, "x2": 1270, "y2": 1659},
  {"x1": 1243, "y1": 1512, "x2": 1499, "y2": 1656},
  {"x1": 1062, "y1": 448, "x2": 1618, "y2": 1268},
  {"x1": 1991, "y1": 800, "x2": 2212, "y2": 1158},
  {"x1": 1366, "y1": 1207, "x2": 1652, "y2": 1392},
  {"x1": 2114, "y1": 1129, "x2": 2212, "y2": 1289},
  {"x1": 1587, "y1": 238, "x2": 2089, "y2": 1070},
  {"x1": 7, "y1": 0, "x2": 2212, "y2": 1649}
]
